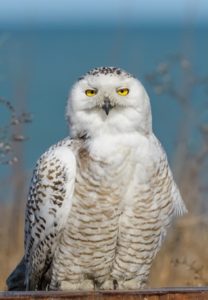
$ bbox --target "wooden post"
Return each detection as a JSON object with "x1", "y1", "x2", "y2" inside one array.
[{"x1": 1, "y1": 287, "x2": 208, "y2": 300}]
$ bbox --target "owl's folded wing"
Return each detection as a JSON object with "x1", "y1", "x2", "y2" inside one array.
[
  {"x1": 152, "y1": 135, "x2": 187, "y2": 218},
  {"x1": 151, "y1": 135, "x2": 187, "y2": 251},
  {"x1": 7, "y1": 141, "x2": 77, "y2": 291}
]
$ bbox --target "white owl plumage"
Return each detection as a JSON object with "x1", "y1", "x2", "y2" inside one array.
[{"x1": 7, "y1": 67, "x2": 186, "y2": 291}]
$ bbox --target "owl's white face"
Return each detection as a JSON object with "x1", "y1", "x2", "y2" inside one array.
[{"x1": 67, "y1": 67, "x2": 152, "y2": 139}]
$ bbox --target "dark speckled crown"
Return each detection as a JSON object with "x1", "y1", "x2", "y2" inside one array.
[{"x1": 78, "y1": 66, "x2": 134, "y2": 80}]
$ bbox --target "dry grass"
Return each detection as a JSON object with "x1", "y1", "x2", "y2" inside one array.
[
  {"x1": 0, "y1": 202, "x2": 24, "y2": 290},
  {"x1": 0, "y1": 96, "x2": 30, "y2": 290},
  {"x1": 149, "y1": 215, "x2": 208, "y2": 287}
]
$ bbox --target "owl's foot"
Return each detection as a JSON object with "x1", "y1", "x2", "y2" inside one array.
[
  {"x1": 59, "y1": 279, "x2": 94, "y2": 291},
  {"x1": 116, "y1": 278, "x2": 145, "y2": 289},
  {"x1": 98, "y1": 279, "x2": 118, "y2": 290}
]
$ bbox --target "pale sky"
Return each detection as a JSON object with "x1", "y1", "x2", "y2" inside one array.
[{"x1": 0, "y1": 0, "x2": 207, "y2": 26}]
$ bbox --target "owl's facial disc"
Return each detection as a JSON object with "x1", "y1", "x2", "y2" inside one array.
[
  {"x1": 84, "y1": 85, "x2": 130, "y2": 116},
  {"x1": 67, "y1": 66, "x2": 153, "y2": 138}
]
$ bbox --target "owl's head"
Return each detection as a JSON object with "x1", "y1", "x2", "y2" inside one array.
[{"x1": 66, "y1": 67, "x2": 152, "y2": 139}]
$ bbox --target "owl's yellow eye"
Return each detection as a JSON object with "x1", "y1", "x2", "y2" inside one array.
[
  {"x1": 85, "y1": 89, "x2": 97, "y2": 97},
  {"x1": 116, "y1": 88, "x2": 129, "y2": 96}
]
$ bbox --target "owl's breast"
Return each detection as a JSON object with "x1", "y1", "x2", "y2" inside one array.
[
  {"x1": 75, "y1": 144, "x2": 135, "y2": 203},
  {"x1": 51, "y1": 143, "x2": 135, "y2": 283}
]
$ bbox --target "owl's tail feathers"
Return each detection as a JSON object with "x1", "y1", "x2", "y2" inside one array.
[{"x1": 6, "y1": 257, "x2": 26, "y2": 291}]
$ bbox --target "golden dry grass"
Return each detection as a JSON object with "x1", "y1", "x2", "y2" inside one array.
[
  {"x1": 0, "y1": 202, "x2": 24, "y2": 290},
  {"x1": 149, "y1": 215, "x2": 208, "y2": 287}
]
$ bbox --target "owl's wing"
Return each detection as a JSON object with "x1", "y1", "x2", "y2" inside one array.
[
  {"x1": 153, "y1": 135, "x2": 187, "y2": 216},
  {"x1": 24, "y1": 139, "x2": 77, "y2": 290},
  {"x1": 150, "y1": 134, "x2": 187, "y2": 250}
]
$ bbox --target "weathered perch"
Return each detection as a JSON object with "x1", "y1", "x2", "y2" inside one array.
[{"x1": 1, "y1": 287, "x2": 208, "y2": 300}]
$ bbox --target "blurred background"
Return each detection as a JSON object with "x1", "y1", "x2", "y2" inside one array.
[{"x1": 0, "y1": 0, "x2": 208, "y2": 290}]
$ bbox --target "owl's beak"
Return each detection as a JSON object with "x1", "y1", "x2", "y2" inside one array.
[{"x1": 102, "y1": 98, "x2": 113, "y2": 115}]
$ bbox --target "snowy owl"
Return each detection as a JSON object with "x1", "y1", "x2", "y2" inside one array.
[{"x1": 7, "y1": 66, "x2": 186, "y2": 291}]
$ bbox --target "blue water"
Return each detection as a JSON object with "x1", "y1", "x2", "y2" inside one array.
[{"x1": 0, "y1": 25, "x2": 207, "y2": 172}]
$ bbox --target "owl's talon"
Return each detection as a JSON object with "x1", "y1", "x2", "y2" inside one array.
[
  {"x1": 99, "y1": 279, "x2": 117, "y2": 290},
  {"x1": 116, "y1": 278, "x2": 145, "y2": 290}
]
